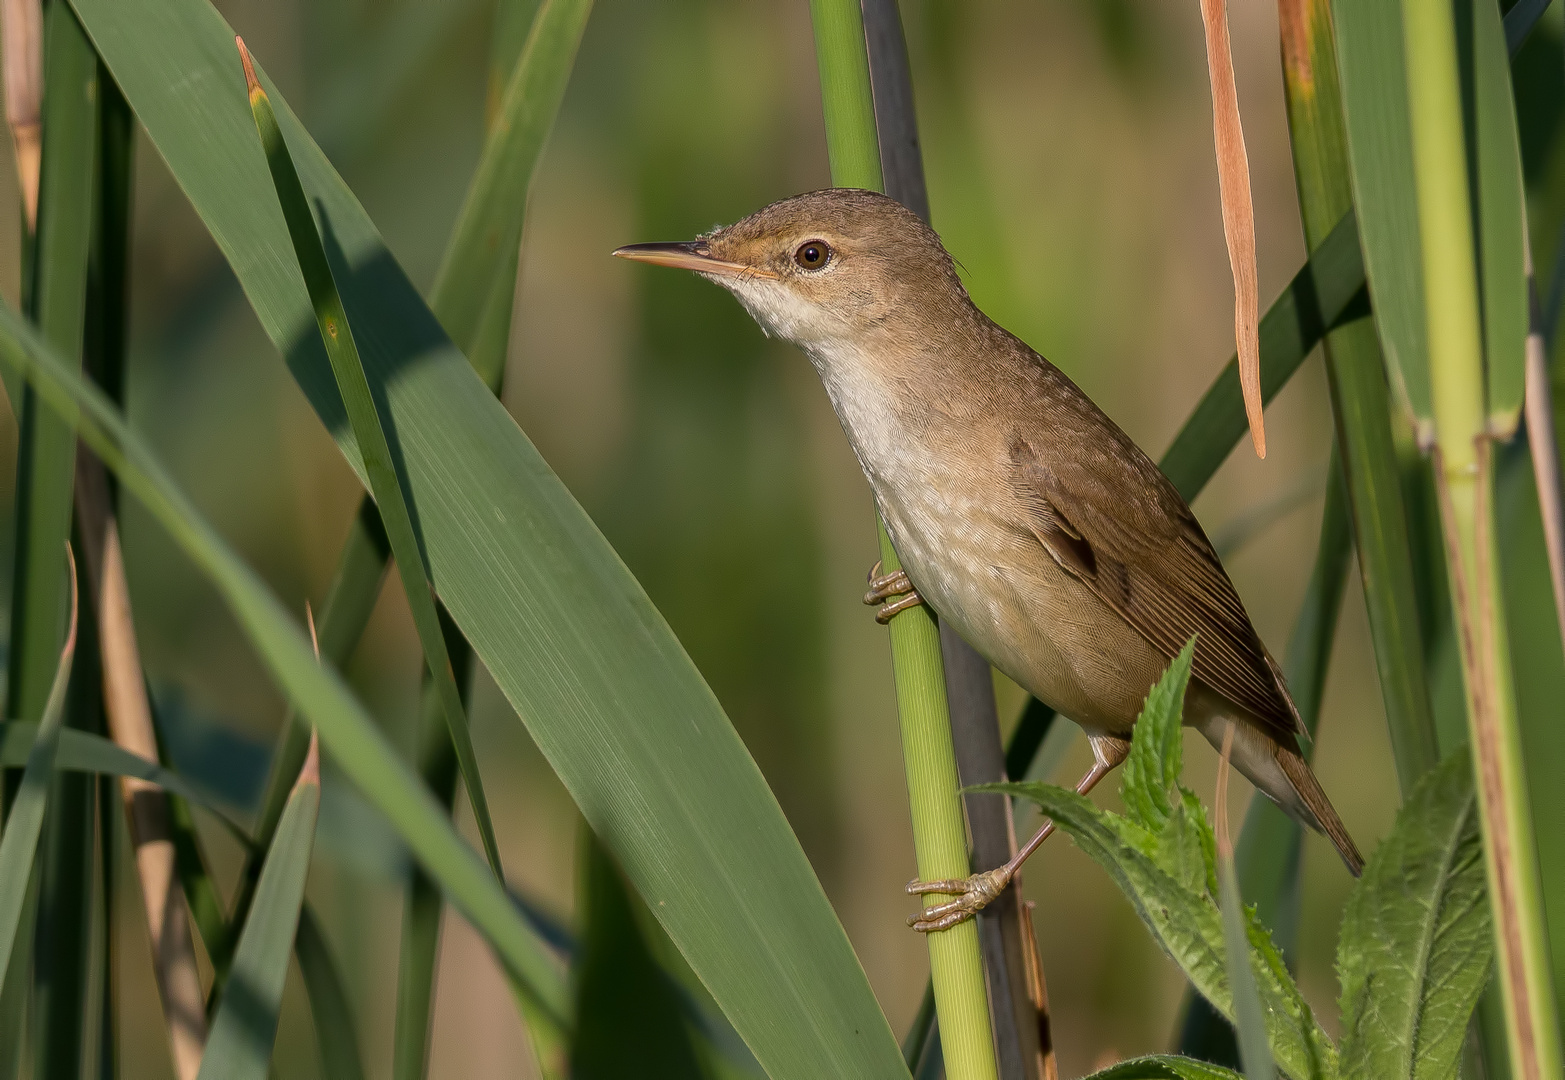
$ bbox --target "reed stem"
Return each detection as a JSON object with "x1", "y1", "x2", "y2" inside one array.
[
  {"x1": 809, "y1": 3, "x2": 998, "y2": 1077},
  {"x1": 1402, "y1": 0, "x2": 1563, "y2": 1073}
]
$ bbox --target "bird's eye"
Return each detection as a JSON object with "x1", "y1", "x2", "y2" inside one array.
[{"x1": 794, "y1": 240, "x2": 831, "y2": 270}]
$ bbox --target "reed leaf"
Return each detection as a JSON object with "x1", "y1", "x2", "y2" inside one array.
[
  {"x1": 237, "y1": 37, "x2": 505, "y2": 881},
  {"x1": 51, "y1": 3, "x2": 916, "y2": 1068},
  {"x1": 0, "y1": 554, "x2": 77, "y2": 987},
  {"x1": 196, "y1": 738, "x2": 321, "y2": 1080},
  {"x1": 0, "y1": 297, "x2": 573, "y2": 1035}
]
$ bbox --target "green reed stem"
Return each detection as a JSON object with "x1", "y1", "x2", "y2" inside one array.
[
  {"x1": 1403, "y1": 0, "x2": 1562, "y2": 1074},
  {"x1": 809, "y1": 3, "x2": 998, "y2": 1078}
]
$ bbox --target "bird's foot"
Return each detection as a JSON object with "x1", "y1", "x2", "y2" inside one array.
[
  {"x1": 905, "y1": 867, "x2": 1012, "y2": 933},
  {"x1": 864, "y1": 560, "x2": 924, "y2": 624}
]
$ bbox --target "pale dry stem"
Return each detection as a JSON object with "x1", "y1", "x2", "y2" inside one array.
[{"x1": 76, "y1": 457, "x2": 206, "y2": 1080}]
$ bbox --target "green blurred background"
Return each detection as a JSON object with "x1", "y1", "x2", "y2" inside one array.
[{"x1": 2, "y1": 0, "x2": 1560, "y2": 1075}]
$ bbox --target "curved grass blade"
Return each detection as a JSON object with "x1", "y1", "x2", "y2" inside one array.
[
  {"x1": 236, "y1": 38, "x2": 503, "y2": 880},
  {"x1": 1215, "y1": 730, "x2": 1276, "y2": 1080},
  {"x1": 196, "y1": 735, "x2": 321, "y2": 1080},
  {"x1": 430, "y1": 0, "x2": 592, "y2": 354},
  {"x1": 0, "y1": 722, "x2": 252, "y2": 839},
  {"x1": 68, "y1": 0, "x2": 910, "y2": 1071},
  {"x1": 0, "y1": 547, "x2": 77, "y2": 986},
  {"x1": 0, "y1": 299, "x2": 571, "y2": 1035},
  {"x1": 1338, "y1": 748, "x2": 1491, "y2": 1080},
  {"x1": 296, "y1": 903, "x2": 368, "y2": 1080}
]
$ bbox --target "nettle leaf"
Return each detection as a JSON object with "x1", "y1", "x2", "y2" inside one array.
[
  {"x1": 1337, "y1": 748, "x2": 1489, "y2": 1080},
  {"x1": 977, "y1": 642, "x2": 1333, "y2": 1080},
  {"x1": 1161, "y1": 787, "x2": 1219, "y2": 900},
  {"x1": 1120, "y1": 638, "x2": 1197, "y2": 830},
  {"x1": 981, "y1": 781, "x2": 1335, "y2": 1080},
  {"x1": 1085, "y1": 1055, "x2": 1247, "y2": 1080}
]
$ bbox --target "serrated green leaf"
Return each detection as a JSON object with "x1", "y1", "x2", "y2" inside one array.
[
  {"x1": 977, "y1": 782, "x2": 1334, "y2": 1080},
  {"x1": 1084, "y1": 1055, "x2": 1247, "y2": 1080},
  {"x1": 1159, "y1": 788, "x2": 1218, "y2": 899},
  {"x1": 1120, "y1": 638, "x2": 1196, "y2": 831},
  {"x1": 1337, "y1": 749, "x2": 1489, "y2": 1080},
  {"x1": 198, "y1": 752, "x2": 321, "y2": 1080}
]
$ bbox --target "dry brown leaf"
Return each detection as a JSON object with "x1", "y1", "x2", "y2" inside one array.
[{"x1": 1200, "y1": 0, "x2": 1265, "y2": 458}]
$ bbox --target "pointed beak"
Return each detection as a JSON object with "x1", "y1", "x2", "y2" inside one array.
[{"x1": 612, "y1": 241, "x2": 776, "y2": 280}]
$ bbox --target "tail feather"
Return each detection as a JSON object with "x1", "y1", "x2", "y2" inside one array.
[{"x1": 1276, "y1": 745, "x2": 1364, "y2": 876}]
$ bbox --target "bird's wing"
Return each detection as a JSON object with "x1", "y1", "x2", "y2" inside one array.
[{"x1": 1007, "y1": 435, "x2": 1303, "y2": 742}]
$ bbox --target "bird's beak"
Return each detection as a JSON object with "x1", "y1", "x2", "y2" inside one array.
[{"x1": 612, "y1": 241, "x2": 776, "y2": 280}]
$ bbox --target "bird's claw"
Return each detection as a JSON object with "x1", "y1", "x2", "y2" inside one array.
[
  {"x1": 905, "y1": 867, "x2": 1012, "y2": 933},
  {"x1": 864, "y1": 561, "x2": 924, "y2": 624}
]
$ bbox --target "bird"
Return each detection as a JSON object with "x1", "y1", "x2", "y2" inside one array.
[{"x1": 613, "y1": 187, "x2": 1363, "y2": 932}]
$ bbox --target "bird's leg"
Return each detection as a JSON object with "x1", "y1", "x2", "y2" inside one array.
[
  {"x1": 906, "y1": 734, "x2": 1129, "y2": 933},
  {"x1": 864, "y1": 559, "x2": 924, "y2": 624}
]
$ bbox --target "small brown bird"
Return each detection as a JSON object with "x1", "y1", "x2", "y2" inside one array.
[{"x1": 615, "y1": 188, "x2": 1363, "y2": 932}]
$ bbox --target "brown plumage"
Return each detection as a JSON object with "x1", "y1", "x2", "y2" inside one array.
[{"x1": 615, "y1": 188, "x2": 1363, "y2": 930}]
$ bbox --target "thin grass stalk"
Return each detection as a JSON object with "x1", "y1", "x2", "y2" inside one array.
[
  {"x1": 1280, "y1": 0, "x2": 1439, "y2": 791},
  {"x1": 75, "y1": 458, "x2": 205, "y2": 1080},
  {"x1": 809, "y1": 3, "x2": 997, "y2": 1078},
  {"x1": 1, "y1": 0, "x2": 41, "y2": 232},
  {"x1": 1523, "y1": 253, "x2": 1565, "y2": 650},
  {"x1": 860, "y1": 1, "x2": 1043, "y2": 1075},
  {"x1": 1403, "y1": 0, "x2": 1563, "y2": 1073}
]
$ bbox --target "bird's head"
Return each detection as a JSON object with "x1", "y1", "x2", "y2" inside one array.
[{"x1": 613, "y1": 188, "x2": 967, "y2": 352}]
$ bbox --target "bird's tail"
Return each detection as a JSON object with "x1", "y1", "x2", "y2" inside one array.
[{"x1": 1275, "y1": 743, "x2": 1364, "y2": 876}]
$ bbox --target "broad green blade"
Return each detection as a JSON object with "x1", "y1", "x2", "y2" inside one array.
[
  {"x1": 68, "y1": 0, "x2": 910, "y2": 1073},
  {"x1": 0, "y1": 569, "x2": 77, "y2": 986},
  {"x1": 238, "y1": 39, "x2": 503, "y2": 879},
  {"x1": 571, "y1": 829, "x2": 706, "y2": 1079},
  {"x1": 1472, "y1": 0, "x2": 1528, "y2": 436},
  {"x1": 1160, "y1": 210, "x2": 1367, "y2": 500},
  {"x1": 1083, "y1": 1057, "x2": 1245, "y2": 1080},
  {"x1": 1338, "y1": 749, "x2": 1491, "y2": 1080},
  {"x1": 197, "y1": 748, "x2": 321, "y2": 1080},
  {"x1": 1331, "y1": 0, "x2": 1431, "y2": 435},
  {"x1": 0, "y1": 300, "x2": 571, "y2": 1034}
]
